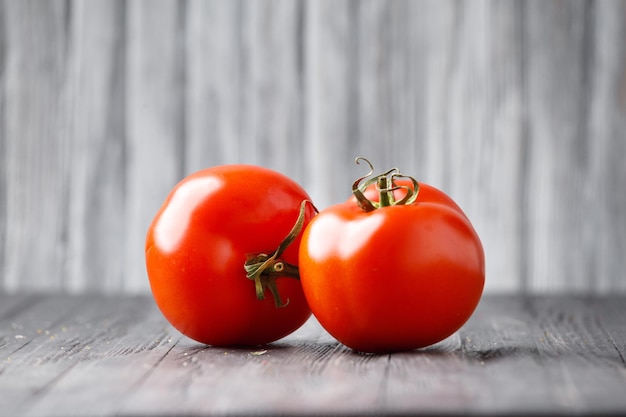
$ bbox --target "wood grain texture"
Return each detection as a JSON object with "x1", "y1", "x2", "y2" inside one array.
[
  {"x1": 1, "y1": 293, "x2": 626, "y2": 416},
  {"x1": 1, "y1": 0, "x2": 626, "y2": 294}
]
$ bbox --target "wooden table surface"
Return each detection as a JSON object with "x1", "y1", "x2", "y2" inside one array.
[{"x1": 1, "y1": 293, "x2": 625, "y2": 417}]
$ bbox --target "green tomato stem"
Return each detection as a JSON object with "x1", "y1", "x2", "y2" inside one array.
[
  {"x1": 378, "y1": 175, "x2": 393, "y2": 207},
  {"x1": 243, "y1": 200, "x2": 315, "y2": 308},
  {"x1": 352, "y1": 157, "x2": 420, "y2": 212}
]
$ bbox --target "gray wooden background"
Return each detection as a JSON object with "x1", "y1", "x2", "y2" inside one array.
[{"x1": 1, "y1": 0, "x2": 625, "y2": 295}]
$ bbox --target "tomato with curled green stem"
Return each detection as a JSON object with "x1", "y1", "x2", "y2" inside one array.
[
  {"x1": 299, "y1": 158, "x2": 485, "y2": 353},
  {"x1": 145, "y1": 164, "x2": 316, "y2": 347}
]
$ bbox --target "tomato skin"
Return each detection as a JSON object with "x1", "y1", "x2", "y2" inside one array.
[
  {"x1": 145, "y1": 165, "x2": 314, "y2": 346},
  {"x1": 300, "y1": 182, "x2": 485, "y2": 353}
]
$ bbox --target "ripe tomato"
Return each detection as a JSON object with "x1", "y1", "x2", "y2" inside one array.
[
  {"x1": 299, "y1": 159, "x2": 485, "y2": 353},
  {"x1": 145, "y1": 165, "x2": 315, "y2": 346}
]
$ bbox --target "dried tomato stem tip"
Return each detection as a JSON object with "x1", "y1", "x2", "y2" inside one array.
[
  {"x1": 352, "y1": 157, "x2": 420, "y2": 212},
  {"x1": 244, "y1": 200, "x2": 315, "y2": 308}
]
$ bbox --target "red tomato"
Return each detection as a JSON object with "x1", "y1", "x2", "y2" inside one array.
[
  {"x1": 299, "y1": 162, "x2": 485, "y2": 353},
  {"x1": 145, "y1": 165, "x2": 315, "y2": 346}
]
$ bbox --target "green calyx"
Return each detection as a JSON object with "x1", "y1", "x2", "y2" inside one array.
[
  {"x1": 243, "y1": 200, "x2": 314, "y2": 308},
  {"x1": 352, "y1": 157, "x2": 420, "y2": 212}
]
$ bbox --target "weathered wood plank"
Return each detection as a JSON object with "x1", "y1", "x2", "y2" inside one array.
[
  {"x1": 184, "y1": 0, "x2": 308, "y2": 175},
  {"x1": 586, "y1": 1, "x2": 626, "y2": 293},
  {"x1": 2, "y1": 0, "x2": 72, "y2": 292},
  {"x1": 184, "y1": 0, "x2": 242, "y2": 170},
  {"x1": 522, "y1": 0, "x2": 626, "y2": 293},
  {"x1": 124, "y1": 0, "x2": 188, "y2": 293},
  {"x1": 2, "y1": 294, "x2": 626, "y2": 416},
  {"x1": 64, "y1": 0, "x2": 127, "y2": 292}
]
